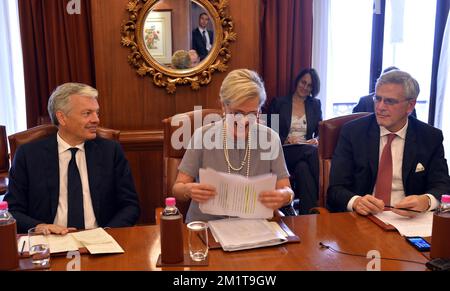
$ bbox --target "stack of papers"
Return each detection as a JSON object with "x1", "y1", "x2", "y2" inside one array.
[
  {"x1": 199, "y1": 168, "x2": 276, "y2": 219},
  {"x1": 374, "y1": 211, "x2": 434, "y2": 237},
  {"x1": 208, "y1": 218, "x2": 288, "y2": 251},
  {"x1": 18, "y1": 228, "x2": 124, "y2": 255}
]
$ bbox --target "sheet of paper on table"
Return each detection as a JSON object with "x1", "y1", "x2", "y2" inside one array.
[
  {"x1": 374, "y1": 211, "x2": 433, "y2": 237},
  {"x1": 18, "y1": 227, "x2": 124, "y2": 255}
]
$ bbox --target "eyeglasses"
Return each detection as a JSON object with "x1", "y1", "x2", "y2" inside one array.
[
  {"x1": 226, "y1": 110, "x2": 260, "y2": 118},
  {"x1": 373, "y1": 95, "x2": 411, "y2": 106},
  {"x1": 299, "y1": 80, "x2": 313, "y2": 90}
]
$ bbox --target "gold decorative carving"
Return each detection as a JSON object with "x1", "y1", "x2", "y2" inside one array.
[{"x1": 121, "y1": 0, "x2": 236, "y2": 94}]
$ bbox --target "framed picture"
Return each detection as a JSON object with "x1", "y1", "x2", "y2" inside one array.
[{"x1": 143, "y1": 10, "x2": 172, "y2": 64}]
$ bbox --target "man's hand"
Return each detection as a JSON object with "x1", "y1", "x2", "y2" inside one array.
[
  {"x1": 35, "y1": 224, "x2": 76, "y2": 235},
  {"x1": 391, "y1": 195, "x2": 429, "y2": 217},
  {"x1": 259, "y1": 187, "x2": 293, "y2": 210},
  {"x1": 353, "y1": 195, "x2": 385, "y2": 216},
  {"x1": 185, "y1": 183, "x2": 216, "y2": 203}
]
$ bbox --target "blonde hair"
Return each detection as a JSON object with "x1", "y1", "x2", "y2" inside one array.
[
  {"x1": 171, "y1": 50, "x2": 191, "y2": 69},
  {"x1": 219, "y1": 69, "x2": 266, "y2": 107},
  {"x1": 48, "y1": 83, "x2": 98, "y2": 126}
]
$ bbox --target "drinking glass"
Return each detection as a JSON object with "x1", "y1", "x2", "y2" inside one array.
[
  {"x1": 187, "y1": 221, "x2": 208, "y2": 262},
  {"x1": 28, "y1": 227, "x2": 50, "y2": 265}
]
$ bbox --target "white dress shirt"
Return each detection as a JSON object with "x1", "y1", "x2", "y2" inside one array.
[
  {"x1": 199, "y1": 27, "x2": 212, "y2": 51},
  {"x1": 53, "y1": 134, "x2": 98, "y2": 229},
  {"x1": 347, "y1": 120, "x2": 438, "y2": 211}
]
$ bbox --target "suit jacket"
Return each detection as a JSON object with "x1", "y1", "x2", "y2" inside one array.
[
  {"x1": 327, "y1": 114, "x2": 450, "y2": 212},
  {"x1": 268, "y1": 95, "x2": 323, "y2": 144},
  {"x1": 5, "y1": 135, "x2": 140, "y2": 233},
  {"x1": 192, "y1": 28, "x2": 214, "y2": 61},
  {"x1": 353, "y1": 93, "x2": 417, "y2": 118}
]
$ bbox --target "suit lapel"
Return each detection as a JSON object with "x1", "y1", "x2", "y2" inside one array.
[
  {"x1": 45, "y1": 135, "x2": 60, "y2": 220},
  {"x1": 368, "y1": 117, "x2": 380, "y2": 187},
  {"x1": 402, "y1": 119, "x2": 417, "y2": 189},
  {"x1": 281, "y1": 96, "x2": 293, "y2": 138},
  {"x1": 85, "y1": 139, "x2": 102, "y2": 218}
]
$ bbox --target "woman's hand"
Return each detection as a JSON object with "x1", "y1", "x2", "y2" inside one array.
[
  {"x1": 184, "y1": 183, "x2": 217, "y2": 203},
  {"x1": 259, "y1": 187, "x2": 293, "y2": 210},
  {"x1": 305, "y1": 138, "x2": 318, "y2": 146}
]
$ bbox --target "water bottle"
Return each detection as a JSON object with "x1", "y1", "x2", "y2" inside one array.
[
  {"x1": 0, "y1": 201, "x2": 19, "y2": 270},
  {"x1": 438, "y1": 195, "x2": 450, "y2": 213},
  {"x1": 160, "y1": 197, "x2": 184, "y2": 263},
  {"x1": 430, "y1": 195, "x2": 450, "y2": 259}
]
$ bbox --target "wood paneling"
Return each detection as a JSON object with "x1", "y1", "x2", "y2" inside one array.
[{"x1": 90, "y1": 0, "x2": 261, "y2": 224}]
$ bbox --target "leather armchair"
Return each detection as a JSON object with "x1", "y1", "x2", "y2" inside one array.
[
  {"x1": 8, "y1": 124, "x2": 120, "y2": 162},
  {"x1": 0, "y1": 125, "x2": 8, "y2": 195},
  {"x1": 317, "y1": 112, "x2": 371, "y2": 208},
  {"x1": 162, "y1": 109, "x2": 222, "y2": 220}
]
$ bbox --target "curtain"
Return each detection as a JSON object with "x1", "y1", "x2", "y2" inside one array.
[
  {"x1": 435, "y1": 13, "x2": 450, "y2": 167},
  {"x1": 260, "y1": 0, "x2": 313, "y2": 108},
  {"x1": 312, "y1": 0, "x2": 330, "y2": 119},
  {"x1": 18, "y1": 0, "x2": 96, "y2": 128},
  {"x1": 429, "y1": 0, "x2": 450, "y2": 125},
  {"x1": 0, "y1": 0, "x2": 26, "y2": 135}
]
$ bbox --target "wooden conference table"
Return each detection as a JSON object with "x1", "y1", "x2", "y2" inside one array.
[{"x1": 44, "y1": 212, "x2": 429, "y2": 271}]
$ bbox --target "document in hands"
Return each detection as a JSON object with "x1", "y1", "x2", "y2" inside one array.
[
  {"x1": 199, "y1": 168, "x2": 276, "y2": 219},
  {"x1": 374, "y1": 211, "x2": 433, "y2": 237},
  {"x1": 18, "y1": 228, "x2": 124, "y2": 255},
  {"x1": 208, "y1": 218, "x2": 288, "y2": 251}
]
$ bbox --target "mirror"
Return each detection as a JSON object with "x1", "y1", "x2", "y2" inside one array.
[{"x1": 121, "y1": 0, "x2": 236, "y2": 94}]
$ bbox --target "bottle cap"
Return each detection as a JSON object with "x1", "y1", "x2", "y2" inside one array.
[
  {"x1": 0, "y1": 201, "x2": 8, "y2": 211},
  {"x1": 441, "y1": 195, "x2": 450, "y2": 204},
  {"x1": 165, "y1": 197, "x2": 176, "y2": 207}
]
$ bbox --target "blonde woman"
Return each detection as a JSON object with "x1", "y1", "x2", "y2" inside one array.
[{"x1": 173, "y1": 69, "x2": 294, "y2": 222}]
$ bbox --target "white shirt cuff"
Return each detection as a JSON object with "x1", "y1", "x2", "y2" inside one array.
[
  {"x1": 426, "y1": 194, "x2": 439, "y2": 211},
  {"x1": 347, "y1": 195, "x2": 361, "y2": 212}
]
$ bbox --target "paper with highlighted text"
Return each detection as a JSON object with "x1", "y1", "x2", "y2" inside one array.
[
  {"x1": 199, "y1": 168, "x2": 276, "y2": 219},
  {"x1": 17, "y1": 227, "x2": 124, "y2": 255}
]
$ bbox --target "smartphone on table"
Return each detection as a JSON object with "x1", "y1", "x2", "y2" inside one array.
[{"x1": 405, "y1": 236, "x2": 431, "y2": 252}]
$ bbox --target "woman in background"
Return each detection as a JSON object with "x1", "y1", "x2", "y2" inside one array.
[{"x1": 268, "y1": 68, "x2": 322, "y2": 214}]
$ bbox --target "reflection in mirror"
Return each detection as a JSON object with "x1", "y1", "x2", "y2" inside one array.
[
  {"x1": 121, "y1": 0, "x2": 236, "y2": 93},
  {"x1": 142, "y1": 0, "x2": 215, "y2": 70},
  {"x1": 190, "y1": 2, "x2": 214, "y2": 63}
]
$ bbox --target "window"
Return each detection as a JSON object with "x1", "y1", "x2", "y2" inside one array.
[
  {"x1": 0, "y1": 0, "x2": 26, "y2": 135},
  {"x1": 383, "y1": 0, "x2": 437, "y2": 121},
  {"x1": 315, "y1": 0, "x2": 438, "y2": 121},
  {"x1": 325, "y1": 0, "x2": 373, "y2": 118}
]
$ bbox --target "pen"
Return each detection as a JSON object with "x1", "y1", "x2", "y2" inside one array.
[
  {"x1": 20, "y1": 240, "x2": 26, "y2": 256},
  {"x1": 385, "y1": 205, "x2": 423, "y2": 213}
]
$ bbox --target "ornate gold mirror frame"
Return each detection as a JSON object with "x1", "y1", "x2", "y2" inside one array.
[{"x1": 121, "y1": 0, "x2": 236, "y2": 94}]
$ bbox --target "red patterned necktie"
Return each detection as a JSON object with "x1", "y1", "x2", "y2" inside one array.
[{"x1": 375, "y1": 133, "x2": 396, "y2": 205}]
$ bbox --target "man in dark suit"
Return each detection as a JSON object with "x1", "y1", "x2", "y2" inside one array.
[
  {"x1": 5, "y1": 83, "x2": 140, "y2": 234},
  {"x1": 328, "y1": 70, "x2": 450, "y2": 216},
  {"x1": 192, "y1": 13, "x2": 213, "y2": 61}
]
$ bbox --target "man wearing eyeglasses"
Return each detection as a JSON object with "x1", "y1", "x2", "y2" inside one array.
[
  {"x1": 328, "y1": 70, "x2": 450, "y2": 217},
  {"x1": 352, "y1": 66, "x2": 417, "y2": 118}
]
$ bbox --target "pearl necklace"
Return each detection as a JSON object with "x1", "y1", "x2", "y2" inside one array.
[{"x1": 222, "y1": 121, "x2": 251, "y2": 178}]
